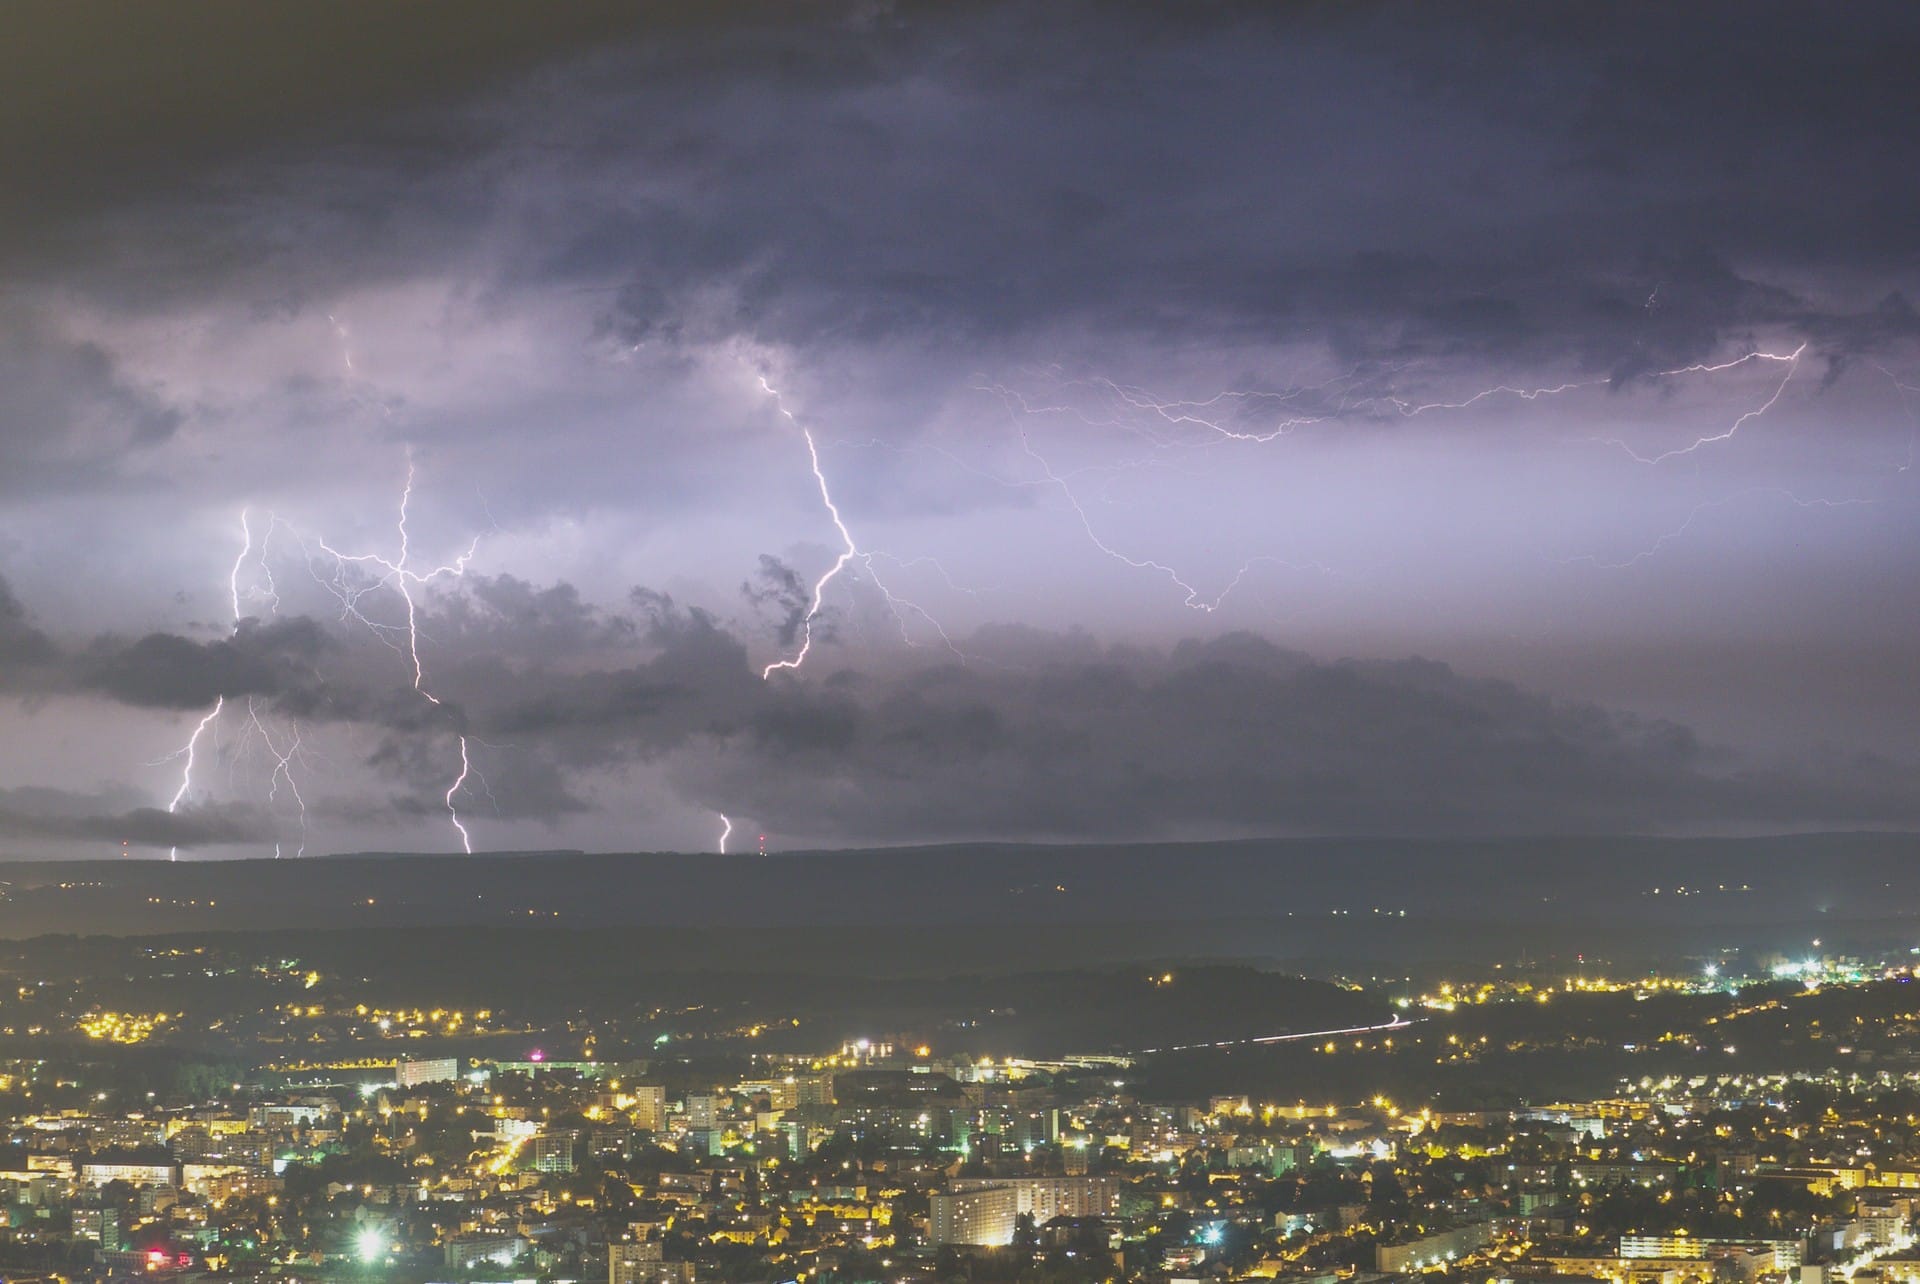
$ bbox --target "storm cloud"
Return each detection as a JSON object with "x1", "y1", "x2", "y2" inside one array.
[{"x1": 0, "y1": 2, "x2": 1917, "y2": 856}]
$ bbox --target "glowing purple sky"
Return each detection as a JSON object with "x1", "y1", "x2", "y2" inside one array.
[{"x1": 2, "y1": 3, "x2": 1918, "y2": 857}]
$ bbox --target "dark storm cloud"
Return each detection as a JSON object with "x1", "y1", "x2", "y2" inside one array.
[
  {"x1": 742, "y1": 557, "x2": 815, "y2": 651},
  {"x1": 486, "y1": 594, "x2": 757, "y2": 748},
  {"x1": 680, "y1": 631, "x2": 1897, "y2": 841},
  {"x1": 0, "y1": 786, "x2": 268, "y2": 849},
  {"x1": 0, "y1": 2, "x2": 746, "y2": 242},
  {"x1": 0, "y1": 308, "x2": 182, "y2": 495},
  {"x1": 12, "y1": 1, "x2": 1917, "y2": 377},
  {"x1": 510, "y1": 3, "x2": 1920, "y2": 382},
  {"x1": 81, "y1": 618, "x2": 334, "y2": 710},
  {"x1": 432, "y1": 575, "x2": 639, "y2": 659},
  {"x1": 1, "y1": 3, "x2": 1917, "y2": 854},
  {"x1": 0, "y1": 578, "x2": 55, "y2": 672},
  {"x1": 391, "y1": 589, "x2": 1920, "y2": 841},
  {"x1": 8, "y1": 556, "x2": 1917, "y2": 845}
]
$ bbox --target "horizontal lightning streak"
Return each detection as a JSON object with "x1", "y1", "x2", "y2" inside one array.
[
  {"x1": 1563, "y1": 488, "x2": 1874, "y2": 571},
  {"x1": 1600, "y1": 345, "x2": 1808, "y2": 464}
]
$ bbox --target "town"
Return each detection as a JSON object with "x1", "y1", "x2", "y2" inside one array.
[{"x1": 7, "y1": 943, "x2": 1920, "y2": 1284}]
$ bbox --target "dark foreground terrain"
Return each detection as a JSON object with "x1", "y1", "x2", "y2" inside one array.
[{"x1": 0, "y1": 833, "x2": 1914, "y2": 974}]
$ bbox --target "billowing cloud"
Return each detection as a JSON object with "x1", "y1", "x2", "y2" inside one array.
[
  {"x1": 0, "y1": 3, "x2": 1915, "y2": 856},
  {"x1": 81, "y1": 617, "x2": 334, "y2": 710},
  {"x1": 0, "y1": 785, "x2": 269, "y2": 850}
]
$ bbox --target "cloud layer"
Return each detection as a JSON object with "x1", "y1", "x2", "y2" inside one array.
[{"x1": 0, "y1": 2, "x2": 1917, "y2": 855}]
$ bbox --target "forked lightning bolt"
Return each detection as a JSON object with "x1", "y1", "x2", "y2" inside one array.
[
  {"x1": 241, "y1": 696, "x2": 309, "y2": 859},
  {"x1": 312, "y1": 461, "x2": 478, "y2": 704},
  {"x1": 308, "y1": 459, "x2": 481, "y2": 852},
  {"x1": 1596, "y1": 345, "x2": 1807, "y2": 464},
  {"x1": 757, "y1": 377, "x2": 964, "y2": 675},
  {"x1": 987, "y1": 341, "x2": 1823, "y2": 612},
  {"x1": 979, "y1": 385, "x2": 1331, "y2": 613},
  {"x1": 1013, "y1": 417, "x2": 1262, "y2": 613}
]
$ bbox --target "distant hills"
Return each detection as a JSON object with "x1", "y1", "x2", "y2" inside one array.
[{"x1": 0, "y1": 834, "x2": 1916, "y2": 973}]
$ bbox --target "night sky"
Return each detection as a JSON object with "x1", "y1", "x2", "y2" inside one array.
[{"x1": 3, "y1": 2, "x2": 1919, "y2": 858}]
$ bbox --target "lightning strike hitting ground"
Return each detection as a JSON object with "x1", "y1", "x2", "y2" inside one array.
[
  {"x1": 717, "y1": 812, "x2": 732, "y2": 855},
  {"x1": 308, "y1": 459, "x2": 483, "y2": 852},
  {"x1": 153, "y1": 507, "x2": 292, "y2": 861},
  {"x1": 165, "y1": 697, "x2": 225, "y2": 862},
  {"x1": 243, "y1": 696, "x2": 309, "y2": 859},
  {"x1": 445, "y1": 735, "x2": 473, "y2": 855}
]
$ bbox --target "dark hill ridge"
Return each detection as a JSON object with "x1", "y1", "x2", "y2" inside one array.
[
  {"x1": 0, "y1": 835, "x2": 1915, "y2": 964},
  {"x1": 0, "y1": 932, "x2": 1380, "y2": 1059}
]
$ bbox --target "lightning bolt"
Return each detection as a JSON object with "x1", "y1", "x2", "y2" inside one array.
[
  {"x1": 1597, "y1": 345, "x2": 1807, "y2": 464},
  {"x1": 311, "y1": 460, "x2": 478, "y2": 703},
  {"x1": 155, "y1": 506, "x2": 283, "y2": 861},
  {"x1": 327, "y1": 313, "x2": 356, "y2": 377},
  {"x1": 1872, "y1": 363, "x2": 1920, "y2": 474},
  {"x1": 232, "y1": 505, "x2": 290, "y2": 620},
  {"x1": 241, "y1": 696, "x2": 309, "y2": 859},
  {"x1": 717, "y1": 812, "x2": 732, "y2": 855},
  {"x1": 982, "y1": 341, "x2": 1823, "y2": 613},
  {"x1": 306, "y1": 458, "x2": 481, "y2": 851},
  {"x1": 164, "y1": 697, "x2": 224, "y2": 862},
  {"x1": 445, "y1": 735, "x2": 472, "y2": 855},
  {"x1": 1012, "y1": 417, "x2": 1259, "y2": 612},
  {"x1": 222, "y1": 510, "x2": 312, "y2": 857},
  {"x1": 230, "y1": 509, "x2": 255, "y2": 621},
  {"x1": 978, "y1": 385, "x2": 1332, "y2": 613},
  {"x1": 756, "y1": 377, "x2": 966, "y2": 674},
  {"x1": 1387, "y1": 378, "x2": 1606, "y2": 419},
  {"x1": 1561, "y1": 487, "x2": 1875, "y2": 570}
]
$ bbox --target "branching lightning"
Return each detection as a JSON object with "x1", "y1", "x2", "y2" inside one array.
[
  {"x1": 1597, "y1": 345, "x2": 1807, "y2": 465},
  {"x1": 982, "y1": 340, "x2": 1827, "y2": 614},
  {"x1": 156, "y1": 509, "x2": 316, "y2": 860},
  {"x1": 756, "y1": 377, "x2": 966, "y2": 674},
  {"x1": 978, "y1": 384, "x2": 1333, "y2": 613},
  {"x1": 147, "y1": 464, "x2": 483, "y2": 860},
  {"x1": 307, "y1": 459, "x2": 481, "y2": 851},
  {"x1": 1012, "y1": 416, "x2": 1260, "y2": 613},
  {"x1": 242, "y1": 696, "x2": 309, "y2": 859},
  {"x1": 311, "y1": 461, "x2": 479, "y2": 705}
]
